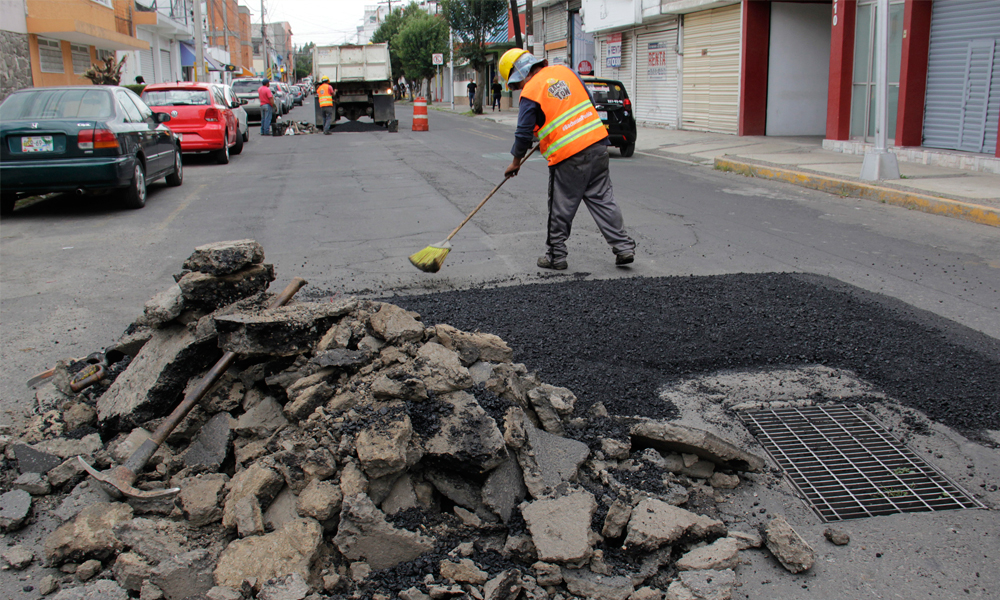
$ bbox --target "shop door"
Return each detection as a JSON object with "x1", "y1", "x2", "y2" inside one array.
[
  {"x1": 850, "y1": 0, "x2": 904, "y2": 143},
  {"x1": 681, "y1": 4, "x2": 741, "y2": 133},
  {"x1": 635, "y1": 25, "x2": 678, "y2": 126}
]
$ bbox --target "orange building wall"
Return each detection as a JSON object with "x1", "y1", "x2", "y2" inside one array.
[
  {"x1": 239, "y1": 11, "x2": 252, "y2": 70},
  {"x1": 28, "y1": 35, "x2": 96, "y2": 87}
]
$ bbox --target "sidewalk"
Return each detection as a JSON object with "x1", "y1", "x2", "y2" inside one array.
[{"x1": 431, "y1": 103, "x2": 999, "y2": 227}]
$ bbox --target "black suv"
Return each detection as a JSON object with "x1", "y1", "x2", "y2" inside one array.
[{"x1": 583, "y1": 77, "x2": 637, "y2": 157}]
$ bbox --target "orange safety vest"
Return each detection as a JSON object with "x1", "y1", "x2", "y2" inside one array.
[
  {"x1": 520, "y1": 65, "x2": 608, "y2": 166},
  {"x1": 317, "y1": 83, "x2": 334, "y2": 108}
]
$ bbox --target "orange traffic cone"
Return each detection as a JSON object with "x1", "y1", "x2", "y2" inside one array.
[{"x1": 412, "y1": 97, "x2": 428, "y2": 131}]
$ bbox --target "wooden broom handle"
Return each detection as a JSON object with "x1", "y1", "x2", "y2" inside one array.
[{"x1": 445, "y1": 146, "x2": 538, "y2": 242}]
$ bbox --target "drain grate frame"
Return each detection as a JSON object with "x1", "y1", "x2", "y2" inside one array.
[{"x1": 739, "y1": 403, "x2": 986, "y2": 522}]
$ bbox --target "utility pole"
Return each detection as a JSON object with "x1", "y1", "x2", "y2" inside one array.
[
  {"x1": 449, "y1": 27, "x2": 454, "y2": 110},
  {"x1": 260, "y1": 0, "x2": 269, "y2": 78},
  {"x1": 860, "y1": 0, "x2": 900, "y2": 181},
  {"x1": 525, "y1": 0, "x2": 533, "y2": 54},
  {"x1": 194, "y1": 0, "x2": 204, "y2": 82},
  {"x1": 509, "y1": 0, "x2": 522, "y2": 48}
]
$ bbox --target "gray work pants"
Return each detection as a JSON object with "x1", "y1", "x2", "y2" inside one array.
[
  {"x1": 546, "y1": 142, "x2": 635, "y2": 261},
  {"x1": 321, "y1": 107, "x2": 334, "y2": 133}
]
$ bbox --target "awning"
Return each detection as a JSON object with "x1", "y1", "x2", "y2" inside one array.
[
  {"x1": 180, "y1": 42, "x2": 196, "y2": 67},
  {"x1": 235, "y1": 66, "x2": 255, "y2": 78},
  {"x1": 204, "y1": 54, "x2": 225, "y2": 72}
]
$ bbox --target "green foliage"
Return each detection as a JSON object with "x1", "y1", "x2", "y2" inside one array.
[
  {"x1": 372, "y1": 3, "x2": 426, "y2": 83},
  {"x1": 442, "y1": 0, "x2": 507, "y2": 113},
  {"x1": 123, "y1": 84, "x2": 146, "y2": 95},
  {"x1": 295, "y1": 42, "x2": 315, "y2": 81},
  {"x1": 396, "y1": 14, "x2": 449, "y2": 89}
]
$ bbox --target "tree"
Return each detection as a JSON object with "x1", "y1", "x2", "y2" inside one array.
[
  {"x1": 442, "y1": 0, "x2": 507, "y2": 114},
  {"x1": 372, "y1": 2, "x2": 426, "y2": 97},
  {"x1": 83, "y1": 55, "x2": 127, "y2": 85},
  {"x1": 295, "y1": 42, "x2": 315, "y2": 81},
  {"x1": 395, "y1": 14, "x2": 449, "y2": 104}
]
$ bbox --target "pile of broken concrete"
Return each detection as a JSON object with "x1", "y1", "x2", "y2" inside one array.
[{"x1": 1, "y1": 240, "x2": 821, "y2": 600}]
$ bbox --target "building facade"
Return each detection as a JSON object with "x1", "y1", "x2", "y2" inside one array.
[
  {"x1": 122, "y1": 0, "x2": 194, "y2": 86},
  {"x1": 1, "y1": 0, "x2": 33, "y2": 100}
]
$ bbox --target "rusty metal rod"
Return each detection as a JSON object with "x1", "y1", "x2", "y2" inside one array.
[{"x1": 81, "y1": 277, "x2": 307, "y2": 499}]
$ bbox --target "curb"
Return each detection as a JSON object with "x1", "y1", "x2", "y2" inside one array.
[{"x1": 714, "y1": 157, "x2": 999, "y2": 228}]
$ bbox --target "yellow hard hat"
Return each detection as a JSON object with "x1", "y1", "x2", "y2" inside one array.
[
  {"x1": 499, "y1": 48, "x2": 543, "y2": 87},
  {"x1": 321, "y1": 75, "x2": 330, "y2": 82}
]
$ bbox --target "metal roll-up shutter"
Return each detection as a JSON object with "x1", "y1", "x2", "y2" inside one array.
[
  {"x1": 681, "y1": 4, "x2": 741, "y2": 133},
  {"x1": 922, "y1": 0, "x2": 1000, "y2": 154},
  {"x1": 160, "y1": 49, "x2": 172, "y2": 82},
  {"x1": 598, "y1": 34, "x2": 633, "y2": 89},
  {"x1": 635, "y1": 23, "x2": 678, "y2": 126},
  {"x1": 547, "y1": 47, "x2": 569, "y2": 67},
  {"x1": 545, "y1": 4, "x2": 568, "y2": 44},
  {"x1": 136, "y1": 30, "x2": 155, "y2": 82}
]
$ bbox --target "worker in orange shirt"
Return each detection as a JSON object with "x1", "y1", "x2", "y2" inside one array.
[{"x1": 316, "y1": 76, "x2": 336, "y2": 135}]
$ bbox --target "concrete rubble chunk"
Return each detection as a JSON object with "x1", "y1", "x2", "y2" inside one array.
[
  {"x1": 175, "y1": 264, "x2": 275, "y2": 312},
  {"x1": 76, "y1": 558, "x2": 102, "y2": 581},
  {"x1": 521, "y1": 489, "x2": 597, "y2": 563},
  {"x1": 2, "y1": 544, "x2": 34, "y2": 569},
  {"x1": 50, "y1": 579, "x2": 129, "y2": 600},
  {"x1": 283, "y1": 370, "x2": 336, "y2": 421},
  {"x1": 415, "y1": 342, "x2": 474, "y2": 393},
  {"x1": 482, "y1": 454, "x2": 527, "y2": 523},
  {"x1": 55, "y1": 480, "x2": 110, "y2": 523},
  {"x1": 214, "y1": 518, "x2": 324, "y2": 588},
  {"x1": 624, "y1": 499, "x2": 726, "y2": 552},
  {"x1": 433, "y1": 324, "x2": 514, "y2": 365},
  {"x1": 369, "y1": 304, "x2": 425, "y2": 343},
  {"x1": 296, "y1": 478, "x2": 343, "y2": 522},
  {"x1": 44, "y1": 502, "x2": 134, "y2": 565},
  {"x1": 222, "y1": 464, "x2": 285, "y2": 531},
  {"x1": 235, "y1": 495, "x2": 266, "y2": 537},
  {"x1": 484, "y1": 569, "x2": 522, "y2": 600},
  {"x1": 214, "y1": 298, "x2": 357, "y2": 356},
  {"x1": 257, "y1": 572, "x2": 310, "y2": 600},
  {"x1": 183, "y1": 412, "x2": 232, "y2": 470},
  {"x1": 182, "y1": 240, "x2": 265, "y2": 275},
  {"x1": 233, "y1": 396, "x2": 287, "y2": 437},
  {"x1": 113, "y1": 552, "x2": 152, "y2": 591},
  {"x1": 676, "y1": 537, "x2": 740, "y2": 571},
  {"x1": 31, "y1": 434, "x2": 103, "y2": 460},
  {"x1": 141, "y1": 285, "x2": 184, "y2": 328},
  {"x1": 48, "y1": 457, "x2": 87, "y2": 489},
  {"x1": 764, "y1": 515, "x2": 816, "y2": 573},
  {"x1": 39, "y1": 574, "x2": 60, "y2": 596},
  {"x1": 561, "y1": 568, "x2": 635, "y2": 600},
  {"x1": 63, "y1": 402, "x2": 97, "y2": 431},
  {"x1": 150, "y1": 548, "x2": 216, "y2": 600},
  {"x1": 263, "y1": 486, "x2": 300, "y2": 531},
  {"x1": 333, "y1": 493, "x2": 435, "y2": 571},
  {"x1": 356, "y1": 409, "x2": 414, "y2": 479},
  {"x1": 824, "y1": 527, "x2": 850, "y2": 546},
  {"x1": 178, "y1": 474, "x2": 229, "y2": 527},
  {"x1": 665, "y1": 569, "x2": 735, "y2": 600},
  {"x1": 12, "y1": 443, "x2": 63, "y2": 474},
  {"x1": 14, "y1": 471, "x2": 51, "y2": 495},
  {"x1": 113, "y1": 518, "x2": 188, "y2": 565},
  {"x1": 312, "y1": 348, "x2": 371, "y2": 369},
  {"x1": 423, "y1": 391, "x2": 506, "y2": 474},
  {"x1": 516, "y1": 421, "x2": 590, "y2": 499},
  {"x1": 527, "y1": 384, "x2": 577, "y2": 436},
  {"x1": 631, "y1": 587, "x2": 665, "y2": 600},
  {"x1": 728, "y1": 530, "x2": 762, "y2": 550},
  {"x1": 206, "y1": 587, "x2": 243, "y2": 600},
  {"x1": 602, "y1": 498, "x2": 633, "y2": 539},
  {"x1": 630, "y1": 421, "x2": 766, "y2": 472},
  {"x1": 97, "y1": 325, "x2": 220, "y2": 431},
  {"x1": 425, "y1": 469, "x2": 489, "y2": 517},
  {"x1": 440, "y1": 558, "x2": 488, "y2": 585}
]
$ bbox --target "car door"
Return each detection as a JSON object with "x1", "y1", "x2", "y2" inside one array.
[
  {"x1": 212, "y1": 86, "x2": 235, "y2": 147},
  {"x1": 223, "y1": 86, "x2": 247, "y2": 138},
  {"x1": 124, "y1": 89, "x2": 173, "y2": 177},
  {"x1": 113, "y1": 90, "x2": 151, "y2": 168}
]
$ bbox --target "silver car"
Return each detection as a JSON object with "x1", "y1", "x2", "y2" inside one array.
[
  {"x1": 221, "y1": 84, "x2": 249, "y2": 142},
  {"x1": 232, "y1": 78, "x2": 265, "y2": 122}
]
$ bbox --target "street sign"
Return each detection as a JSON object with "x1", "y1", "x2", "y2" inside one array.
[
  {"x1": 432, "y1": 53, "x2": 444, "y2": 65},
  {"x1": 578, "y1": 60, "x2": 593, "y2": 75}
]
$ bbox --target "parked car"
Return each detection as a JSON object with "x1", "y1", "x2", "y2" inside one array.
[
  {"x1": 290, "y1": 85, "x2": 304, "y2": 106},
  {"x1": 142, "y1": 82, "x2": 242, "y2": 164},
  {"x1": 582, "y1": 77, "x2": 637, "y2": 157},
  {"x1": 278, "y1": 83, "x2": 294, "y2": 112},
  {"x1": 269, "y1": 83, "x2": 289, "y2": 115},
  {"x1": 221, "y1": 84, "x2": 250, "y2": 143},
  {"x1": 232, "y1": 77, "x2": 265, "y2": 123},
  {"x1": 0, "y1": 86, "x2": 182, "y2": 214}
]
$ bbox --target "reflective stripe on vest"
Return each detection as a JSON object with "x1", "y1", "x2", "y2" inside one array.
[
  {"x1": 521, "y1": 66, "x2": 608, "y2": 166},
  {"x1": 318, "y1": 84, "x2": 334, "y2": 107}
]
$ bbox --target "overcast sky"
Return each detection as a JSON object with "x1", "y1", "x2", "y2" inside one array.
[{"x1": 249, "y1": 0, "x2": 378, "y2": 47}]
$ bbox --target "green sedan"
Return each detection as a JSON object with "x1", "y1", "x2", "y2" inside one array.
[{"x1": 0, "y1": 86, "x2": 183, "y2": 215}]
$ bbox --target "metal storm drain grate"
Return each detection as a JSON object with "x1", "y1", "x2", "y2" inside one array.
[{"x1": 739, "y1": 404, "x2": 986, "y2": 522}]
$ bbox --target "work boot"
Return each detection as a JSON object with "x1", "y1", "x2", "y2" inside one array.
[
  {"x1": 615, "y1": 253, "x2": 634, "y2": 266},
  {"x1": 537, "y1": 256, "x2": 568, "y2": 270}
]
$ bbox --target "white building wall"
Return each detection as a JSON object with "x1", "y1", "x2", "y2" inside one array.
[{"x1": 765, "y1": 2, "x2": 831, "y2": 136}]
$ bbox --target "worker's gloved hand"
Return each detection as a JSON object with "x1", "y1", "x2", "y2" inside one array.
[{"x1": 505, "y1": 160, "x2": 521, "y2": 178}]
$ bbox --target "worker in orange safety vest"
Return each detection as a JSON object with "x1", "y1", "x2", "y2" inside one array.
[
  {"x1": 499, "y1": 49, "x2": 635, "y2": 270},
  {"x1": 317, "y1": 76, "x2": 336, "y2": 135}
]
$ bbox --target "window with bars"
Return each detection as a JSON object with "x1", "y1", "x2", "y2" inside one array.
[
  {"x1": 98, "y1": 49, "x2": 115, "y2": 62},
  {"x1": 71, "y1": 44, "x2": 92, "y2": 74},
  {"x1": 38, "y1": 38, "x2": 65, "y2": 73}
]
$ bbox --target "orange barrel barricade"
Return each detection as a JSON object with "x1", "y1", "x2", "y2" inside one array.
[{"x1": 412, "y1": 97, "x2": 428, "y2": 131}]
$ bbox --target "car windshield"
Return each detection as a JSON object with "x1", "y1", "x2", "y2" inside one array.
[
  {"x1": 585, "y1": 81, "x2": 626, "y2": 103},
  {"x1": 232, "y1": 80, "x2": 262, "y2": 93},
  {"x1": 142, "y1": 89, "x2": 211, "y2": 106},
  {"x1": 0, "y1": 89, "x2": 113, "y2": 120}
]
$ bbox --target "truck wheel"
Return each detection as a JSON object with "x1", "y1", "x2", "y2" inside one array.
[{"x1": 387, "y1": 120, "x2": 398, "y2": 133}]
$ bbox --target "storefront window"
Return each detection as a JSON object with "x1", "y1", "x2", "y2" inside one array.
[{"x1": 850, "y1": 0, "x2": 904, "y2": 142}]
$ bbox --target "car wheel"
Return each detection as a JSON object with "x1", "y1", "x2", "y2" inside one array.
[
  {"x1": 165, "y1": 148, "x2": 183, "y2": 186},
  {"x1": 232, "y1": 130, "x2": 244, "y2": 155},
  {"x1": 1, "y1": 194, "x2": 17, "y2": 216},
  {"x1": 121, "y1": 161, "x2": 147, "y2": 209},
  {"x1": 216, "y1": 140, "x2": 230, "y2": 164},
  {"x1": 621, "y1": 142, "x2": 636, "y2": 158},
  {"x1": 243, "y1": 129, "x2": 250, "y2": 143}
]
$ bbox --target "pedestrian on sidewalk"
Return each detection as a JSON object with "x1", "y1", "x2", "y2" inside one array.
[
  {"x1": 317, "y1": 76, "x2": 336, "y2": 135},
  {"x1": 467, "y1": 80, "x2": 477, "y2": 109},
  {"x1": 258, "y1": 78, "x2": 275, "y2": 136},
  {"x1": 491, "y1": 77, "x2": 503, "y2": 112},
  {"x1": 498, "y1": 49, "x2": 635, "y2": 270}
]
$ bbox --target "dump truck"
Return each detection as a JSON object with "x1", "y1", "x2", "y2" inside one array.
[{"x1": 312, "y1": 43, "x2": 398, "y2": 132}]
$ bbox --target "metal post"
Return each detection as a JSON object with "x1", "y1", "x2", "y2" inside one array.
[
  {"x1": 260, "y1": 0, "x2": 269, "y2": 77},
  {"x1": 526, "y1": 0, "x2": 533, "y2": 54},
  {"x1": 449, "y1": 27, "x2": 455, "y2": 110},
  {"x1": 194, "y1": 0, "x2": 204, "y2": 82},
  {"x1": 860, "y1": 0, "x2": 900, "y2": 181}
]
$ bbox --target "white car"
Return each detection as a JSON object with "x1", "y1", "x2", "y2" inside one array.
[{"x1": 222, "y1": 84, "x2": 250, "y2": 143}]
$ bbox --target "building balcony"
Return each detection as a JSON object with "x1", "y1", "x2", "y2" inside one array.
[
  {"x1": 134, "y1": 0, "x2": 193, "y2": 37},
  {"x1": 25, "y1": 0, "x2": 148, "y2": 50}
]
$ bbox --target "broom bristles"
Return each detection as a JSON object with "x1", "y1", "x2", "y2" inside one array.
[{"x1": 408, "y1": 241, "x2": 451, "y2": 273}]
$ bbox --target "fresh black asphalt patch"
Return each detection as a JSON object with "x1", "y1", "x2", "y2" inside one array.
[{"x1": 392, "y1": 273, "x2": 1000, "y2": 440}]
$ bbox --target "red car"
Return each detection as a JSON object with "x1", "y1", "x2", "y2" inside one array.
[{"x1": 141, "y1": 82, "x2": 242, "y2": 164}]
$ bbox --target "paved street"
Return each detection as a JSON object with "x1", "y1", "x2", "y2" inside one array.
[{"x1": 2, "y1": 105, "x2": 998, "y2": 423}]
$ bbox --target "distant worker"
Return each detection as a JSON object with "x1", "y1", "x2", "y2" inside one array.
[
  {"x1": 134, "y1": 75, "x2": 145, "y2": 85},
  {"x1": 317, "y1": 75, "x2": 336, "y2": 135},
  {"x1": 258, "y1": 78, "x2": 275, "y2": 136},
  {"x1": 467, "y1": 79, "x2": 477, "y2": 109},
  {"x1": 491, "y1": 77, "x2": 502, "y2": 112},
  {"x1": 498, "y1": 49, "x2": 635, "y2": 270}
]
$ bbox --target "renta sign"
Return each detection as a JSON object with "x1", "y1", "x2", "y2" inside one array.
[{"x1": 606, "y1": 33, "x2": 622, "y2": 69}]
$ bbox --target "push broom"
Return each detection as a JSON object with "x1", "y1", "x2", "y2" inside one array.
[{"x1": 409, "y1": 146, "x2": 538, "y2": 273}]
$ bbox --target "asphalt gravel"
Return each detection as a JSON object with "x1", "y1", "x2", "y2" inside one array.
[{"x1": 391, "y1": 273, "x2": 1000, "y2": 440}]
